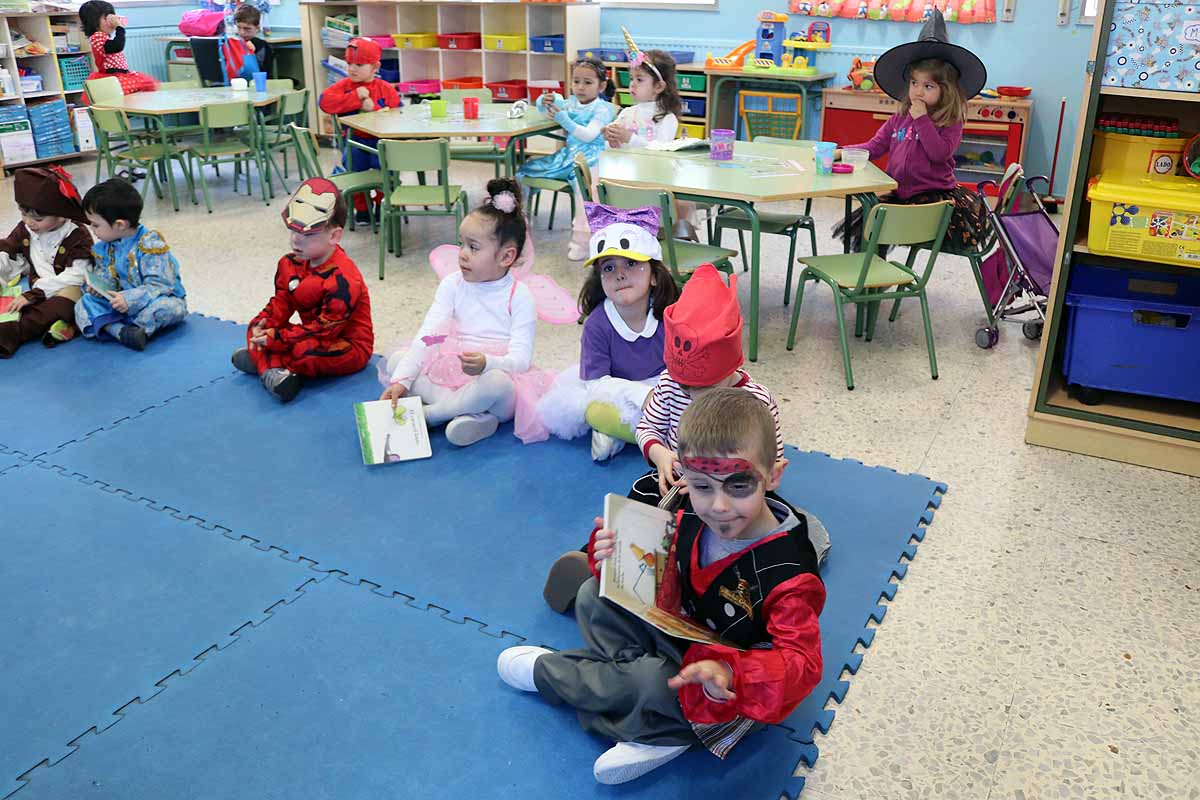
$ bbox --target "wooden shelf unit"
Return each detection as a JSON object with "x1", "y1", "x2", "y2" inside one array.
[
  {"x1": 0, "y1": 11, "x2": 93, "y2": 171},
  {"x1": 300, "y1": 0, "x2": 599, "y2": 137},
  {"x1": 1023, "y1": 0, "x2": 1200, "y2": 477}
]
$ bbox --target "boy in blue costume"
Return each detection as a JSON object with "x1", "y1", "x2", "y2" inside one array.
[{"x1": 75, "y1": 178, "x2": 187, "y2": 351}]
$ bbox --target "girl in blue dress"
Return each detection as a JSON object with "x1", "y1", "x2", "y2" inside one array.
[{"x1": 518, "y1": 57, "x2": 616, "y2": 261}]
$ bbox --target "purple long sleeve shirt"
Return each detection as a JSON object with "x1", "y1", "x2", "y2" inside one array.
[{"x1": 846, "y1": 112, "x2": 963, "y2": 199}]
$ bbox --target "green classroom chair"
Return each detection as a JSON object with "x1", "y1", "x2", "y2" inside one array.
[
  {"x1": 712, "y1": 135, "x2": 818, "y2": 306},
  {"x1": 597, "y1": 180, "x2": 738, "y2": 287},
  {"x1": 87, "y1": 107, "x2": 194, "y2": 212},
  {"x1": 266, "y1": 78, "x2": 293, "y2": 92},
  {"x1": 186, "y1": 101, "x2": 268, "y2": 212},
  {"x1": 376, "y1": 138, "x2": 467, "y2": 280},
  {"x1": 289, "y1": 123, "x2": 385, "y2": 235},
  {"x1": 258, "y1": 89, "x2": 309, "y2": 192},
  {"x1": 442, "y1": 88, "x2": 506, "y2": 177},
  {"x1": 572, "y1": 152, "x2": 594, "y2": 202},
  {"x1": 523, "y1": 174, "x2": 574, "y2": 231},
  {"x1": 786, "y1": 201, "x2": 953, "y2": 391}
]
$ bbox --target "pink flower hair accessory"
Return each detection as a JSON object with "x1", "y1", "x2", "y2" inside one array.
[{"x1": 488, "y1": 191, "x2": 518, "y2": 213}]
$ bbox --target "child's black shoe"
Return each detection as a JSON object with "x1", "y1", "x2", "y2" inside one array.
[
  {"x1": 261, "y1": 368, "x2": 302, "y2": 403},
  {"x1": 118, "y1": 325, "x2": 147, "y2": 351},
  {"x1": 231, "y1": 348, "x2": 256, "y2": 375}
]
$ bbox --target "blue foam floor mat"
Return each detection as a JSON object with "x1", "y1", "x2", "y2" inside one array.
[
  {"x1": 14, "y1": 578, "x2": 815, "y2": 800},
  {"x1": 0, "y1": 314, "x2": 243, "y2": 457},
  {"x1": 0, "y1": 463, "x2": 320, "y2": 798}
]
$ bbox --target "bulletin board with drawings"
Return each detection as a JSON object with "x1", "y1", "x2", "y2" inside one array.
[{"x1": 787, "y1": 0, "x2": 996, "y2": 24}]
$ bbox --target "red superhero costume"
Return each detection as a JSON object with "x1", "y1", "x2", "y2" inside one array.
[{"x1": 247, "y1": 245, "x2": 374, "y2": 378}]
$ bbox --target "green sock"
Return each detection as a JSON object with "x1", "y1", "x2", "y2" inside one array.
[{"x1": 585, "y1": 401, "x2": 637, "y2": 444}]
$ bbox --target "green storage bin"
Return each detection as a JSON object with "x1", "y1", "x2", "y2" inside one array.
[
  {"x1": 677, "y1": 73, "x2": 706, "y2": 92},
  {"x1": 167, "y1": 62, "x2": 199, "y2": 83},
  {"x1": 617, "y1": 69, "x2": 630, "y2": 88}
]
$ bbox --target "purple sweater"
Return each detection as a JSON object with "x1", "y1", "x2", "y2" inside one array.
[{"x1": 847, "y1": 112, "x2": 962, "y2": 199}]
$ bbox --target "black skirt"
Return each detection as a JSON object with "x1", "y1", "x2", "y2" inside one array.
[{"x1": 833, "y1": 186, "x2": 990, "y2": 254}]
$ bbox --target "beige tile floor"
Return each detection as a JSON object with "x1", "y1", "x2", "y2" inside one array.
[{"x1": 22, "y1": 154, "x2": 1200, "y2": 799}]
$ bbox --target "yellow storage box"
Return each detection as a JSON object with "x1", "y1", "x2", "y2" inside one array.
[
  {"x1": 680, "y1": 122, "x2": 706, "y2": 139},
  {"x1": 1087, "y1": 174, "x2": 1200, "y2": 268},
  {"x1": 483, "y1": 34, "x2": 525, "y2": 51},
  {"x1": 392, "y1": 32, "x2": 437, "y2": 49},
  {"x1": 1088, "y1": 130, "x2": 1186, "y2": 181}
]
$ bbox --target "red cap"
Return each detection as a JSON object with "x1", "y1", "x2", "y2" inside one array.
[
  {"x1": 662, "y1": 264, "x2": 743, "y2": 387},
  {"x1": 346, "y1": 38, "x2": 382, "y2": 66}
]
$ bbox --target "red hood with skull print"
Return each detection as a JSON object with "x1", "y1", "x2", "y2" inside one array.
[{"x1": 662, "y1": 263, "x2": 743, "y2": 387}]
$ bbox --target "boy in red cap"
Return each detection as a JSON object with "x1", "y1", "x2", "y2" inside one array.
[
  {"x1": 231, "y1": 177, "x2": 374, "y2": 403},
  {"x1": 543, "y1": 264, "x2": 830, "y2": 613},
  {"x1": 499, "y1": 388, "x2": 826, "y2": 785},
  {"x1": 318, "y1": 38, "x2": 400, "y2": 219},
  {"x1": 0, "y1": 166, "x2": 92, "y2": 357}
]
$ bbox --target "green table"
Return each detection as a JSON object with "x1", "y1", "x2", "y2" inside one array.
[
  {"x1": 338, "y1": 104, "x2": 559, "y2": 175},
  {"x1": 706, "y1": 69, "x2": 836, "y2": 140},
  {"x1": 93, "y1": 87, "x2": 287, "y2": 210},
  {"x1": 598, "y1": 140, "x2": 896, "y2": 362}
]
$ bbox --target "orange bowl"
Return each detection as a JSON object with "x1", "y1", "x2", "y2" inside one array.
[{"x1": 997, "y1": 85, "x2": 1032, "y2": 98}]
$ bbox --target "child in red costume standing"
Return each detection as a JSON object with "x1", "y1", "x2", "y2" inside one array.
[
  {"x1": 318, "y1": 38, "x2": 400, "y2": 219},
  {"x1": 231, "y1": 177, "x2": 374, "y2": 404}
]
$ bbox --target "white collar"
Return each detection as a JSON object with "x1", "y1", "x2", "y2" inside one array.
[
  {"x1": 30, "y1": 220, "x2": 75, "y2": 251},
  {"x1": 603, "y1": 298, "x2": 658, "y2": 342}
]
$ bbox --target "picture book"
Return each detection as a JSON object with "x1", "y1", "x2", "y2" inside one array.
[
  {"x1": 599, "y1": 493, "x2": 738, "y2": 647},
  {"x1": 354, "y1": 398, "x2": 432, "y2": 465},
  {"x1": 85, "y1": 266, "x2": 117, "y2": 296}
]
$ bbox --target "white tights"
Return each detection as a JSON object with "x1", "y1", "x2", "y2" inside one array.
[{"x1": 412, "y1": 370, "x2": 516, "y2": 426}]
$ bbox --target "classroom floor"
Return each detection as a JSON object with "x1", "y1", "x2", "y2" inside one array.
[{"x1": 14, "y1": 154, "x2": 1199, "y2": 799}]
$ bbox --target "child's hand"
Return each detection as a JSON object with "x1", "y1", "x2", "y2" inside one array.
[
  {"x1": 605, "y1": 124, "x2": 633, "y2": 146},
  {"x1": 909, "y1": 98, "x2": 927, "y2": 119},
  {"x1": 667, "y1": 659, "x2": 736, "y2": 702},
  {"x1": 380, "y1": 382, "x2": 407, "y2": 408},
  {"x1": 648, "y1": 443, "x2": 681, "y2": 496},
  {"x1": 249, "y1": 326, "x2": 274, "y2": 347},
  {"x1": 833, "y1": 148, "x2": 843, "y2": 162},
  {"x1": 361, "y1": 98, "x2": 375, "y2": 112},
  {"x1": 107, "y1": 290, "x2": 128, "y2": 314},
  {"x1": 7, "y1": 294, "x2": 28, "y2": 313},
  {"x1": 356, "y1": 87, "x2": 371, "y2": 100},
  {"x1": 458, "y1": 352, "x2": 486, "y2": 376},
  {"x1": 245, "y1": 40, "x2": 255, "y2": 53},
  {"x1": 591, "y1": 519, "x2": 617, "y2": 562}
]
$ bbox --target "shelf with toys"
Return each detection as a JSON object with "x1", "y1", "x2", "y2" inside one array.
[
  {"x1": 1024, "y1": 0, "x2": 1200, "y2": 476},
  {"x1": 300, "y1": 0, "x2": 599, "y2": 138}
]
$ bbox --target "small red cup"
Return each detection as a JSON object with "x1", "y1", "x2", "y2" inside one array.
[{"x1": 463, "y1": 97, "x2": 480, "y2": 119}]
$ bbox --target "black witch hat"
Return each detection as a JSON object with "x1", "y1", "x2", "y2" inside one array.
[{"x1": 872, "y1": 9, "x2": 987, "y2": 102}]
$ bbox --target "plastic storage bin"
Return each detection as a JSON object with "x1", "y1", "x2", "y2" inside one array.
[
  {"x1": 438, "y1": 33, "x2": 481, "y2": 50},
  {"x1": 529, "y1": 34, "x2": 564, "y2": 53},
  {"x1": 680, "y1": 122, "x2": 706, "y2": 139},
  {"x1": 20, "y1": 75, "x2": 42, "y2": 93},
  {"x1": 1063, "y1": 262, "x2": 1200, "y2": 403},
  {"x1": 441, "y1": 75, "x2": 484, "y2": 90},
  {"x1": 527, "y1": 80, "x2": 564, "y2": 103},
  {"x1": 324, "y1": 15, "x2": 358, "y2": 37},
  {"x1": 677, "y1": 72, "x2": 706, "y2": 92},
  {"x1": 396, "y1": 78, "x2": 440, "y2": 94},
  {"x1": 1088, "y1": 128, "x2": 1187, "y2": 181},
  {"x1": 485, "y1": 79, "x2": 527, "y2": 101},
  {"x1": 577, "y1": 47, "x2": 625, "y2": 62},
  {"x1": 378, "y1": 58, "x2": 400, "y2": 83},
  {"x1": 666, "y1": 50, "x2": 695, "y2": 65},
  {"x1": 363, "y1": 35, "x2": 393, "y2": 50},
  {"x1": 483, "y1": 34, "x2": 525, "y2": 51},
  {"x1": 58, "y1": 54, "x2": 89, "y2": 92},
  {"x1": 680, "y1": 97, "x2": 706, "y2": 118},
  {"x1": 392, "y1": 32, "x2": 437, "y2": 49},
  {"x1": 1086, "y1": 174, "x2": 1200, "y2": 268}
]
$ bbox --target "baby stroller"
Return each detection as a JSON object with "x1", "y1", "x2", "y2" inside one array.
[{"x1": 973, "y1": 167, "x2": 1059, "y2": 348}]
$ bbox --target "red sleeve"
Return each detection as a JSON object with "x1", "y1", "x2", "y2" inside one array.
[
  {"x1": 319, "y1": 78, "x2": 365, "y2": 115},
  {"x1": 845, "y1": 112, "x2": 897, "y2": 161},
  {"x1": 375, "y1": 79, "x2": 400, "y2": 109},
  {"x1": 912, "y1": 115, "x2": 961, "y2": 163},
  {"x1": 678, "y1": 573, "x2": 825, "y2": 725},
  {"x1": 250, "y1": 257, "x2": 295, "y2": 330},
  {"x1": 273, "y1": 256, "x2": 362, "y2": 349}
]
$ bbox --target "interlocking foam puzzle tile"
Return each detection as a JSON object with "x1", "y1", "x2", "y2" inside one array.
[
  {"x1": 14, "y1": 578, "x2": 812, "y2": 800},
  {"x1": 0, "y1": 313, "x2": 243, "y2": 456},
  {"x1": 0, "y1": 463, "x2": 322, "y2": 799}
]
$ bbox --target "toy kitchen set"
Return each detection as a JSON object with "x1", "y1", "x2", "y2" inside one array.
[{"x1": 821, "y1": 81, "x2": 1032, "y2": 193}]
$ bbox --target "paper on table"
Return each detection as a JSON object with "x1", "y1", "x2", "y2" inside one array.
[
  {"x1": 645, "y1": 137, "x2": 710, "y2": 152},
  {"x1": 354, "y1": 397, "x2": 432, "y2": 465}
]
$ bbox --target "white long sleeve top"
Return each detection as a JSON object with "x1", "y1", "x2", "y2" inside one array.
[
  {"x1": 0, "y1": 220, "x2": 87, "y2": 297},
  {"x1": 614, "y1": 101, "x2": 679, "y2": 149}
]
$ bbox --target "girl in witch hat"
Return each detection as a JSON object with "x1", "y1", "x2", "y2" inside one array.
[{"x1": 833, "y1": 9, "x2": 990, "y2": 253}]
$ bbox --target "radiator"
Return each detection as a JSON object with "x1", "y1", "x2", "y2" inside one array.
[{"x1": 122, "y1": 26, "x2": 179, "y2": 82}]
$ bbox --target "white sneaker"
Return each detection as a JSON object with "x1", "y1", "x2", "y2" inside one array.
[
  {"x1": 496, "y1": 645, "x2": 551, "y2": 692},
  {"x1": 445, "y1": 412, "x2": 499, "y2": 446},
  {"x1": 593, "y1": 742, "x2": 691, "y2": 785},
  {"x1": 567, "y1": 240, "x2": 589, "y2": 261},
  {"x1": 590, "y1": 430, "x2": 626, "y2": 462}
]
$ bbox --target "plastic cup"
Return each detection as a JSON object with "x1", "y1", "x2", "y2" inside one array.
[
  {"x1": 428, "y1": 99, "x2": 447, "y2": 118},
  {"x1": 710, "y1": 128, "x2": 735, "y2": 161},
  {"x1": 814, "y1": 141, "x2": 836, "y2": 176},
  {"x1": 463, "y1": 96, "x2": 479, "y2": 120},
  {"x1": 230, "y1": 77, "x2": 248, "y2": 92},
  {"x1": 842, "y1": 147, "x2": 870, "y2": 170},
  {"x1": 253, "y1": 71, "x2": 267, "y2": 93}
]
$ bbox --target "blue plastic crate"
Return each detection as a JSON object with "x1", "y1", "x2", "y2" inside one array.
[
  {"x1": 530, "y1": 34, "x2": 564, "y2": 53},
  {"x1": 577, "y1": 47, "x2": 625, "y2": 63},
  {"x1": 378, "y1": 58, "x2": 399, "y2": 83},
  {"x1": 680, "y1": 97, "x2": 706, "y2": 118},
  {"x1": 34, "y1": 139, "x2": 76, "y2": 159},
  {"x1": 0, "y1": 106, "x2": 28, "y2": 123},
  {"x1": 666, "y1": 50, "x2": 695, "y2": 65},
  {"x1": 1063, "y1": 263, "x2": 1200, "y2": 403}
]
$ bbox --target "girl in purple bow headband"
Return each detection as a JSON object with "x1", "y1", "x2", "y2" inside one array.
[{"x1": 536, "y1": 201, "x2": 679, "y2": 462}]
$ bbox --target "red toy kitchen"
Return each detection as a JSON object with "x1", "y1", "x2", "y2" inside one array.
[{"x1": 820, "y1": 86, "x2": 1033, "y2": 194}]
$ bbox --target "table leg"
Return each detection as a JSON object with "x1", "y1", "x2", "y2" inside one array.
[
  {"x1": 156, "y1": 119, "x2": 180, "y2": 212},
  {"x1": 844, "y1": 195, "x2": 852, "y2": 254}
]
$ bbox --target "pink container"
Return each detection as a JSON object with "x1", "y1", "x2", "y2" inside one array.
[
  {"x1": 463, "y1": 96, "x2": 480, "y2": 119},
  {"x1": 365, "y1": 35, "x2": 394, "y2": 49},
  {"x1": 396, "y1": 79, "x2": 441, "y2": 94}
]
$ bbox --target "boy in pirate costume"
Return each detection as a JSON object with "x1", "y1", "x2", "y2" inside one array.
[
  {"x1": 231, "y1": 178, "x2": 373, "y2": 404},
  {"x1": 75, "y1": 178, "x2": 187, "y2": 351},
  {"x1": 498, "y1": 388, "x2": 825, "y2": 785},
  {"x1": 0, "y1": 166, "x2": 92, "y2": 358}
]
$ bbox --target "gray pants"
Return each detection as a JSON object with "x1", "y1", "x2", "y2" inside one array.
[{"x1": 533, "y1": 577, "x2": 699, "y2": 747}]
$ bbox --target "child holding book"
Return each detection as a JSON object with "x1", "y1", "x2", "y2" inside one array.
[
  {"x1": 75, "y1": 178, "x2": 186, "y2": 351},
  {"x1": 231, "y1": 178, "x2": 374, "y2": 404},
  {"x1": 499, "y1": 388, "x2": 826, "y2": 785},
  {"x1": 0, "y1": 166, "x2": 91, "y2": 357}
]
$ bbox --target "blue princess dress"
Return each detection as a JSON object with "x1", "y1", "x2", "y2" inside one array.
[
  {"x1": 76, "y1": 226, "x2": 187, "y2": 341},
  {"x1": 518, "y1": 96, "x2": 615, "y2": 186}
]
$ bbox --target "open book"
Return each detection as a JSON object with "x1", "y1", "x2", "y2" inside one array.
[
  {"x1": 85, "y1": 267, "x2": 117, "y2": 297},
  {"x1": 599, "y1": 493, "x2": 739, "y2": 648},
  {"x1": 644, "y1": 137, "x2": 709, "y2": 152},
  {"x1": 354, "y1": 398, "x2": 432, "y2": 465}
]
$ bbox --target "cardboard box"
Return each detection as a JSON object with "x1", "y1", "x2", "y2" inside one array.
[
  {"x1": 72, "y1": 106, "x2": 94, "y2": 151},
  {"x1": 0, "y1": 119, "x2": 37, "y2": 165}
]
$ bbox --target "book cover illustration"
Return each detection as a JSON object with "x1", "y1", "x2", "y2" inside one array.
[{"x1": 354, "y1": 397, "x2": 432, "y2": 465}]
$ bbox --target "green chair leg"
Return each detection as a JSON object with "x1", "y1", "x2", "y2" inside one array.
[
  {"x1": 864, "y1": 289, "x2": 882, "y2": 342},
  {"x1": 833, "y1": 294, "x2": 855, "y2": 390},
  {"x1": 783, "y1": 230, "x2": 798, "y2": 306},
  {"x1": 548, "y1": 190, "x2": 559, "y2": 230},
  {"x1": 737, "y1": 229, "x2": 748, "y2": 272},
  {"x1": 378, "y1": 210, "x2": 387, "y2": 281},
  {"x1": 919, "y1": 290, "x2": 938, "y2": 380},
  {"x1": 785, "y1": 270, "x2": 811, "y2": 350}
]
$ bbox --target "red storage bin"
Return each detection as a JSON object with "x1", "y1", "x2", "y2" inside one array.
[
  {"x1": 441, "y1": 75, "x2": 484, "y2": 90},
  {"x1": 527, "y1": 80, "x2": 565, "y2": 104},
  {"x1": 396, "y1": 78, "x2": 441, "y2": 94},
  {"x1": 485, "y1": 79, "x2": 527, "y2": 101},
  {"x1": 438, "y1": 32, "x2": 481, "y2": 50}
]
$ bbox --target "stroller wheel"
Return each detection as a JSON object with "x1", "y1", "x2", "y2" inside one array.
[
  {"x1": 1022, "y1": 320, "x2": 1044, "y2": 340},
  {"x1": 975, "y1": 327, "x2": 999, "y2": 349}
]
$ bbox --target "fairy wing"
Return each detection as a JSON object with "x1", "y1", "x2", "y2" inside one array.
[
  {"x1": 428, "y1": 244, "x2": 460, "y2": 280},
  {"x1": 523, "y1": 274, "x2": 580, "y2": 325}
]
